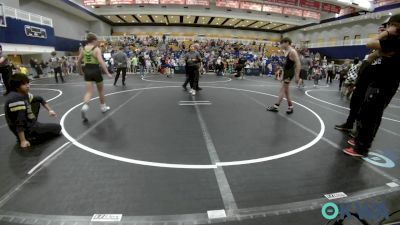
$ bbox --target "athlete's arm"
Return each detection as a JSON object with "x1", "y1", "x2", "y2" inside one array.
[
  {"x1": 94, "y1": 47, "x2": 112, "y2": 78},
  {"x1": 290, "y1": 50, "x2": 301, "y2": 81},
  {"x1": 77, "y1": 51, "x2": 84, "y2": 75},
  {"x1": 366, "y1": 25, "x2": 397, "y2": 50}
]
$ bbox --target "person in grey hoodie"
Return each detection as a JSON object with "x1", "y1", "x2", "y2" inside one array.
[{"x1": 113, "y1": 47, "x2": 128, "y2": 86}]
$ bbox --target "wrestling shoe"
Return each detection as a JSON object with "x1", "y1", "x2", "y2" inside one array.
[
  {"x1": 286, "y1": 106, "x2": 294, "y2": 114},
  {"x1": 81, "y1": 104, "x2": 89, "y2": 122},
  {"x1": 101, "y1": 105, "x2": 110, "y2": 113},
  {"x1": 266, "y1": 105, "x2": 279, "y2": 112}
]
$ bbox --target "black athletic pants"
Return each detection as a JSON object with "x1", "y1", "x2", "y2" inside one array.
[
  {"x1": 0, "y1": 66, "x2": 11, "y2": 94},
  {"x1": 13, "y1": 102, "x2": 61, "y2": 143},
  {"x1": 339, "y1": 77, "x2": 345, "y2": 91},
  {"x1": 345, "y1": 62, "x2": 374, "y2": 127},
  {"x1": 184, "y1": 65, "x2": 199, "y2": 90},
  {"x1": 326, "y1": 70, "x2": 334, "y2": 84},
  {"x1": 54, "y1": 67, "x2": 64, "y2": 83},
  {"x1": 114, "y1": 67, "x2": 127, "y2": 85},
  {"x1": 183, "y1": 66, "x2": 190, "y2": 88},
  {"x1": 354, "y1": 86, "x2": 397, "y2": 154}
]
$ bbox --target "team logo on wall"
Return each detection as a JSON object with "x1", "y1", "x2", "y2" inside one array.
[{"x1": 24, "y1": 25, "x2": 47, "y2": 39}]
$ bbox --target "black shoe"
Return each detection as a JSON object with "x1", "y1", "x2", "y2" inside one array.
[
  {"x1": 182, "y1": 85, "x2": 187, "y2": 91},
  {"x1": 286, "y1": 107, "x2": 293, "y2": 114},
  {"x1": 196, "y1": 87, "x2": 202, "y2": 91},
  {"x1": 123, "y1": 83, "x2": 126, "y2": 86},
  {"x1": 266, "y1": 105, "x2": 279, "y2": 112},
  {"x1": 334, "y1": 123, "x2": 353, "y2": 132}
]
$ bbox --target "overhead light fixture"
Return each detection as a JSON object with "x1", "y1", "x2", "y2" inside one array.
[
  {"x1": 123, "y1": 16, "x2": 126, "y2": 18},
  {"x1": 155, "y1": 15, "x2": 158, "y2": 18},
  {"x1": 132, "y1": 20, "x2": 135, "y2": 22}
]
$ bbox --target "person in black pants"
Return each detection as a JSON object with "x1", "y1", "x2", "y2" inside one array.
[
  {"x1": 4, "y1": 73, "x2": 61, "y2": 149},
  {"x1": 338, "y1": 60, "x2": 349, "y2": 91},
  {"x1": 49, "y1": 52, "x2": 64, "y2": 83},
  {"x1": 343, "y1": 14, "x2": 400, "y2": 157},
  {"x1": 334, "y1": 55, "x2": 379, "y2": 132},
  {"x1": 113, "y1": 47, "x2": 128, "y2": 86},
  {"x1": 0, "y1": 44, "x2": 11, "y2": 95},
  {"x1": 183, "y1": 44, "x2": 201, "y2": 95}
]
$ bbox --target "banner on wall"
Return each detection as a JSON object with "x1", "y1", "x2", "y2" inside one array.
[
  {"x1": 321, "y1": 3, "x2": 341, "y2": 13},
  {"x1": 300, "y1": 0, "x2": 320, "y2": 10},
  {"x1": 24, "y1": 25, "x2": 47, "y2": 39}
]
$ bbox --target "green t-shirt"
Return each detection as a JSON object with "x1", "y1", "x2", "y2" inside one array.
[{"x1": 131, "y1": 57, "x2": 138, "y2": 66}]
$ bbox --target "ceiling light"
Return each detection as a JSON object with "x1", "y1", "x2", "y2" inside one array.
[
  {"x1": 132, "y1": 20, "x2": 135, "y2": 22},
  {"x1": 229, "y1": 24, "x2": 232, "y2": 25},
  {"x1": 107, "y1": 16, "x2": 110, "y2": 18},
  {"x1": 171, "y1": 16, "x2": 174, "y2": 18},
  {"x1": 216, "y1": 23, "x2": 219, "y2": 25},
  {"x1": 155, "y1": 16, "x2": 158, "y2": 18},
  {"x1": 146, "y1": 20, "x2": 149, "y2": 22},
  {"x1": 139, "y1": 15, "x2": 142, "y2": 17},
  {"x1": 246, "y1": 20, "x2": 249, "y2": 22},
  {"x1": 91, "y1": 6, "x2": 95, "y2": 8},
  {"x1": 123, "y1": 16, "x2": 126, "y2": 18},
  {"x1": 254, "y1": 26, "x2": 258, "y2": 28}
]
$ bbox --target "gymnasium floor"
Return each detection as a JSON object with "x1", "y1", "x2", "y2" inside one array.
[{"x1": 0, "y1": 73, "x2": 399, "y2": 225}]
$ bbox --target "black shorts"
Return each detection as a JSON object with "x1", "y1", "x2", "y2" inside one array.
[
  {"x1": 300, "y1": 69, "x2": 308, "y2": 80},
  {"x1": 83, "y1": 64, "x2": 103, "y2": 83},
  {"x1": 283, "y1": 69, "x2": 295, "y2": 83}
]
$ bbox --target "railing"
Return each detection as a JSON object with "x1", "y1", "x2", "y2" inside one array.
[
  {"x1": 3, "y1": 5, "x2": 53, "y2": 27},
  {"x1": 306, "y1": 38, "x2": 370, "y2": 48},
  {"x1": 87, "y1": 35, "x2": 275, "y2": 45}
]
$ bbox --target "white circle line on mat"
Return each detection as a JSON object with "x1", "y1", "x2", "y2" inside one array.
[
  {"x1": 60, "y1": 86, "x2": 325, "y2": 169},
  {"x1": 305, "y1": 89, "x2": 400, "y2": 123}
]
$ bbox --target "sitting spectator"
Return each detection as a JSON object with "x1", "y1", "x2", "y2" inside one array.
[{"x1": 4, "y1": 73, "x2": 61, "y2": 149}]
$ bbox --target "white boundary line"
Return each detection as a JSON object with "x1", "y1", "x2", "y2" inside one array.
[
  {"x1": 0, "y1": 88, "x2": 62, "y2": 117},
  {"x1": 60, "y1": 86, "x2": 325, "y2": 169},
  {"x1": 305, "y1": 89, "x2": 400, "y2": 123},
  {"x1": 27, "y1": 142, "x2": 70, "y2": 175}
]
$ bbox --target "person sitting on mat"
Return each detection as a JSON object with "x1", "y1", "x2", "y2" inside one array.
[{"x1": 4, "y1": 73, "x2": 61, "y2": 149}]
